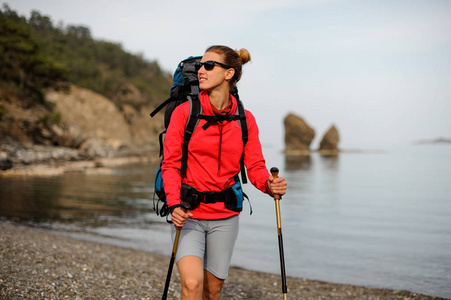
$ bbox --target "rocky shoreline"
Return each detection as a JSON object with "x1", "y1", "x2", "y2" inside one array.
[
  {"x1": 0, "y1": 140, "x2": 160, "y2": 177},
  {"x1": 1, "y1": 223, "x2": 447, "y2": 300},
  {"x1": 1, "y1": 84, "x2": 164, "y2": 176}
]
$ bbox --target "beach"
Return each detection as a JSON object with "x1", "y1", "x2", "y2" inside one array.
[{"x1": 0, "y1": 223, "x2": 446, "y2": 300}]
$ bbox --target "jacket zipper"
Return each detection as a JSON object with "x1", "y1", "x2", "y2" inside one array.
[{"x1": 218, "y1": 122, "x2": 224, "y2": 174}]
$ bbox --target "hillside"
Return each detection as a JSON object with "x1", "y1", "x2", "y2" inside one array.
[{"x1": 0, "y1": 5, "x2": 170, "y2": 172}]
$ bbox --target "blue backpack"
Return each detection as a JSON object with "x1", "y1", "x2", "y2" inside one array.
[{"x1": 150, "y1": 56, "x2": 250, "y2": 218}]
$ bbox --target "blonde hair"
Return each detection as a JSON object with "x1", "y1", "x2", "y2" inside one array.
[{"x1": 205, "y1": 45, "x2": 251, "y2": 88}]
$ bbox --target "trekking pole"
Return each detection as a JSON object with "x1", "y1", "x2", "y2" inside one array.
[
  {"x1": 271, "y1": 167, "x2": 288, "y2": 300},
  {"x1": 162, "y1": 202, "x2": 191, "y2": 300}
]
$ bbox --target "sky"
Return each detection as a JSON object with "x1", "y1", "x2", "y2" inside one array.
[{"x1": 7, "y1": 0, "x2": 451, "y2": 150}]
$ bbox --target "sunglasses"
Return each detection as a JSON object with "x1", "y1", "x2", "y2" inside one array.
[{"x1": 195, "y1": 60, "x2": 232, "y2": 71}]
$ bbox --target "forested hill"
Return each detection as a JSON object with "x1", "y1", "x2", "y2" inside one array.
[
  {"x1": 0, "y1": 4, "x2": 171, "y2": 107},
  {"x1": 0, "y1": 5, "x2": 172, "y2": 172}
]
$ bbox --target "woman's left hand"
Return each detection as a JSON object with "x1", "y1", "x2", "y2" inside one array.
[{"x1": 267, "y1": 175, "x2": 287, "y2": 196}]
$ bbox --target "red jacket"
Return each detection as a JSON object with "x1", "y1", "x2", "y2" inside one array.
[{"x1": 162, "y1": 90, "x2": 270, "y2": 219}]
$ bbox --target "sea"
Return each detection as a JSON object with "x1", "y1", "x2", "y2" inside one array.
[{"x1": 0, "y1": 144, "x2": 450, "y2": 298}]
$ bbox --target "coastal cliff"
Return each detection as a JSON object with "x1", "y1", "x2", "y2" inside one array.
[
  {"x1": 0, "y1": 84, "x2": 163, "y2": 174},
  {"x1": 0, "y1": 6, "x2": 169, "y2": 174}
]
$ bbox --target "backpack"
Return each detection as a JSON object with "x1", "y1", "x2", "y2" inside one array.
[{"x1": 149, "y1": 56, "x2": 250, "y2": 218}]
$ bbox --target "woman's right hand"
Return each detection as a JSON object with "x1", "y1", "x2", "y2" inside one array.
[{"x1": 171, "y1": 206, "x2": 193, "y2": 229}]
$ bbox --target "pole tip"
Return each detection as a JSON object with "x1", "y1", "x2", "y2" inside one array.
[{"x1": 270, "y1": 167, "x2": 279, "y2": 173}]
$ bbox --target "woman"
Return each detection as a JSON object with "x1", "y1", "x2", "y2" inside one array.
[{"x1": 162, "y1": 45, "x2": 287, "y2": 300}]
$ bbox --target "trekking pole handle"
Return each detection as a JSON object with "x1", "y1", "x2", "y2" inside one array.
[
  {"x1": 180, "y1": 201, "x2": 191, "y2": 212},
  {"x1": 173, "y1": 202, "x2": 191, "y2": 248},
  {"x1": 270, "y1": 167, "x2": 281, "y2": 200},
  {"x1": 173, "y1": 202, "x2": 191, "y2": 229}
]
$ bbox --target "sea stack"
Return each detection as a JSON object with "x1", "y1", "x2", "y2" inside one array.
[
  {"x1": 318, "y1": 125, "x2": 340, "y2": 154},
  {"x1": 284, "y1": 113, "x2": 315, "y2": 155}
]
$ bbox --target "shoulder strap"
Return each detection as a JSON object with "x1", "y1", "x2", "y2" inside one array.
[
  {"x1": 236, "y1": 98, "x2": 248, "y2": 183},
  {"x1": 149, "y1": 98, "x2": 170, "y2": 118},
  {"x1": 231, "y1": 88, "x2": 249, "y2": 184},
  {"x1": 180, "y1": 92, "x2": 201, "y2": 178}
]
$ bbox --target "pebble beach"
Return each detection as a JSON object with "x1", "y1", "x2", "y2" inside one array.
[{"x1": 1, "y1": 223, "x2": 447, "y2": 300}]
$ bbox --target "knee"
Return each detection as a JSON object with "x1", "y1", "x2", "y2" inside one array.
[
  {"x1": 182, "y1": 277, "x2": 203, "y2": 294},
  {"x1": 203, "y1": 286, "x2": 222, "y2": 300},
  {"x1": 203, "y1": 277, "x2": 223, "y2": 300}
]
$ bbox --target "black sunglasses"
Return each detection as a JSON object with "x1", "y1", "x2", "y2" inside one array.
[{"x1": 195, "y1": 60, "x2": 232, "y2": 71}]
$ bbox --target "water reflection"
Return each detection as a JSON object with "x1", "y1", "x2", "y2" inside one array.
[
  {"x1": 284, "y1": 155, "x2": 312, "y2": 171},
  {"x1": 281, "y1": 153, "x2": 341, "y2": 198},
  {"x1": 0, "y1": 177, "x2": 63, "y2": 222},
  {"x1": 0, "y1": 163, "x2": 159, "y2": 228},
  {"x1": 319, "y1": 153, "x2": 339, "y2": 170},
  {"x1": 284, "y1": 153, "x2": 340, "y2": 171}
]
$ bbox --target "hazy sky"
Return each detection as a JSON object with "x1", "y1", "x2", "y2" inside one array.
[{"x1": 7, "y1": 0, "x2": 451, "y2": 150}]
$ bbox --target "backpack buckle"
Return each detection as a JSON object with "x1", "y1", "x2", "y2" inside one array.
[{"x1": 203, "y1": 191, "x2": 217, "y2": 203}]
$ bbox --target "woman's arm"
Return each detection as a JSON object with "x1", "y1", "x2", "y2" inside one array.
[{"x1": 161, "y1": 104, "x2": 189, "y2": 207}]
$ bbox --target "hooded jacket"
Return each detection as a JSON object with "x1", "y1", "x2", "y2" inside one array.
[{"x1": 162, "y1": 90, "x2": 270, "y2": 219}]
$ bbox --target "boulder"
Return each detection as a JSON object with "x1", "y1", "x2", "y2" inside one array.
[
  {"x1": 46, "y1": 85, "x2": 132, "y2": 150},
  {"x1": 284, "y1": 113, "x2": 315, "y2": 154},
  {"x1": 319, "y1": 125, "x2": 339, "y2": 153}
]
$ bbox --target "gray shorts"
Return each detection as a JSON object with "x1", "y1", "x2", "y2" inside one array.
[{"x1": 171, "y1": 215, "x2": 239, "y2": 279}]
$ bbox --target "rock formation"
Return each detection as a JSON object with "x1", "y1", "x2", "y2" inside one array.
[
  {"x1": 0, "y1": 84, "x2": 163, "y2": 170},
  {"x1": 46, "y1": 85, "x2": 132, "y2": 151},
  {"x1": 318, "y1": 125, "x2": 340, "y2": 153},
  {"x1": 284, "y1": 113, "x2": 315, "y2": 154}
]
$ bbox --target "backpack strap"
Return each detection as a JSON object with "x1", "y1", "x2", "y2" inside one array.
[
  {"x1": 198, "y1": 114, "x2": 246, "y2": 130},
  {"x1": 149, "y1": 97, "x2": 171, "y2": 118},
  {"x1": 180, "y1": 92, "x2": 202, "y2": 178},
  {"x1": 235, "y1": 98, "x2": 248, "y2": 184},
  {"x1": 231, "y1": 87, "x2": 248, "y2": 184},
  {"x1": 149, "y1": 84, "x2": 187, "y2": 119},
  {"x1": 158, "y1": 130, "x2": 166, "y2": 157}
]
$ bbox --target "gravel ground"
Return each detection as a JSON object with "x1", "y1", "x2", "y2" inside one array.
[{"x1": 0, "y1": 223, "x2": 447, "y2": 300}]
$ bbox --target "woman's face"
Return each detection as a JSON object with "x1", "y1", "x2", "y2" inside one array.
[{"x1": 198, "y1": 51, "x2": 234, "y2": 92}]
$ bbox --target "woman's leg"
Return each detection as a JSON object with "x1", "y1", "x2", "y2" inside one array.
[
  {"x1": 172, "y1": 219, "x2": 207, "y2": 300},
  {"x1": 203, "y1": 270, "x2": 224, "y2": 300},
  {"x1": 177, "y1": 255, "x2": 204, "y2": 300},
  {"x1": 203, "y1": 216, "x2": 239, "y2": 299},
  {"x1": 173, "y1": 216, "x2": 238, "y2": 299}
]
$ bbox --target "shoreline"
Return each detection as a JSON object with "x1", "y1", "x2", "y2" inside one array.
[
  {"x1": 0, "y1": 154, "x2": 159, "y2": 177},
  {"x1": 0, "y1": 149, "x2": 382, "y2": 177},
  {"x1": 1, "y1": 223, "x2": 447, "y2": 299}
]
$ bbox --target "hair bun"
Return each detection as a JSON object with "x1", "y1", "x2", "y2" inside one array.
[{"x1": 235, "y1": 48, "x2": 251, "y2": 65}]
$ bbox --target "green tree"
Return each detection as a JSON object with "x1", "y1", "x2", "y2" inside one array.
[
  {"x1": 0, "y1": 4, "x2": 68, "y2": 107},
  {"x1": 1, "y1": 5, "x2": 172, "y2": 109}
]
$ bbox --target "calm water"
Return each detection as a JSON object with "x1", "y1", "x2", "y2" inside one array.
[{"x1": 1, "y1": 145, "x2": 450, "y2": 298}]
